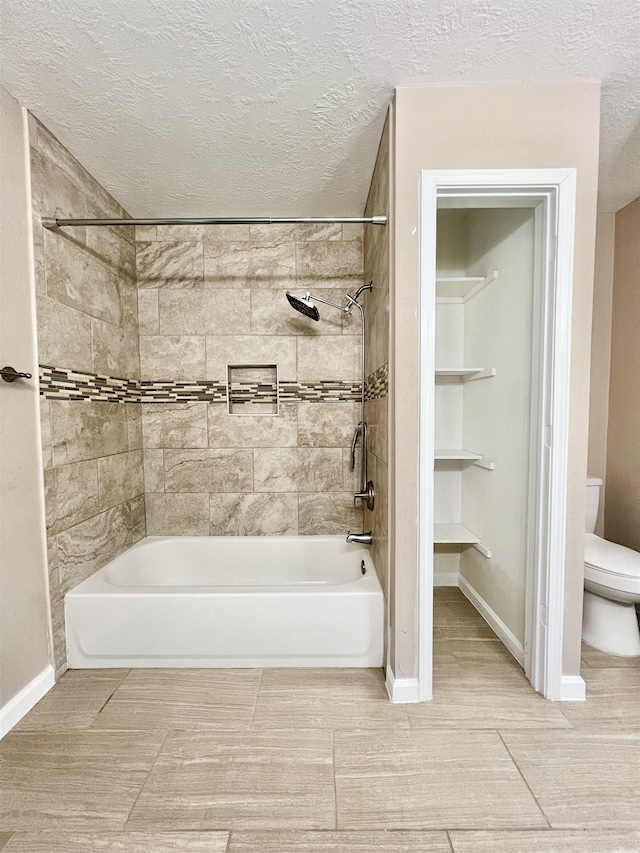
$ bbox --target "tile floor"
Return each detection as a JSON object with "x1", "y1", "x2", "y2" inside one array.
[{"x1": 1, "y1": 588, "x2": 639, "y2": 851}]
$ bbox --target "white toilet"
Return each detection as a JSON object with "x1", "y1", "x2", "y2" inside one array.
[{"x1": 583, "y1": 477, "x2": 640, "y2": 656}]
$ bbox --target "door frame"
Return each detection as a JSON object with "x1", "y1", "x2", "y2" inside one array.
[{"x1": 417, "y1": 168, "x2": 577, "y2": 702}]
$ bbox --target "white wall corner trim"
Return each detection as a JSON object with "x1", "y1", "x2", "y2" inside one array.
[
  {"x1": 0, "y1": 665, "x2": 54, "y2": 737},
  {"x1": 458, "y1": 575, "x2": 525, "y2": 666},
  {"x1": 559, "y1": 675, "x2": 586, "y2": 701},
  {"x1": 385, "y1": 667, "x2": 422, "y2": 704}
]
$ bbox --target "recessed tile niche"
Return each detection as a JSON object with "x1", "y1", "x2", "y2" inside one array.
[{"x1": 227, "y1": 364, "x2": 279, "y2": 415}]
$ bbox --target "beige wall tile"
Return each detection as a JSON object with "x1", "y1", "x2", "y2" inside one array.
[
  {"x1": 135, "y1": 225, "x2": 157, "y2": 241},
  {"x1": 206, "y1": 335, "x2": 297, "y2": 381},
  {"x1": 208, "y1": 402, "x2": 298, "y2": 448},
  {"x1": 141, "y1": 403, "x2": 208, "y2": 449},
  {"x1": 297, "y1": 402, "x2": 360, "y2": 447},
  {"x1": 205, "y1": 241, "x2": 296, "y2": 288},
  {"x1": 139, "y1": 335, "x2": 206, "y2": 380},
  {"x1": 30, "y1": 145, "x2": 85, "y2": 223},
  {"x1": 127, "y1": 494, "x2": 146, "y2": 543},
  {"x1": 57, "y1": 504, "x2": 132, "y2": 596},
  {"x1": 127, "y1": 404, "x2": 143, "y2": 451},
  {"x1": 137, "y1": 289, "x2": 159, "y2": 335},
  {"x1": 136, "y1": 241, "x2": 204, "y2": 287},
  {"x1": 44, "y1": 229, "x2": 122, "y2": 326},
  {"x1": 145, "y1": 493, "x2": 210, "y2": 536},
  {"x1": 365, "y1": 396, "x2": 388, "y2": 464},
  {"x1": 298, "y1": 493, "x2": 363, "y2": 535},
  {"x1": 156, "y1": 223, "x2": 250, "y2": 242},
  {"x1": 39, "y1": 398, "x2": 53, "y2": 468},
  {"x1": 296, "y1": 241, "x2": 363, "y2": 287},
  {"x1": 158, "y1": 289, "x2": 250, "y2": 336},
  {"x1": 36, "y1": 295, "x2": 92, "y2": 373},
  {"x1": 51, "y1": 400, "x2": 129, "y2": 465},
  {"x1": 254, "y1": 448, "x2": 342, "y2": 492},
  {"x1": 250, "y1": 289, "x2": 343, "y2": 336},
  {"x1": 209, "y1": 493, "x2": 298, "y2": 535},
  {"x1": 91, "y1": 319, "x2": 140, "y2": 379},
  {"x1": 143, "y1": 449, "x2": 164, "y2": 492},
  {"x1": 97, "y1": 450, "x2": 144, "y2": 511},
  {"x1": 164, "y1": 448, "x2": 253, "y2": 493},
  {"x1": 297, "y1": 337, "x2": 362, "y2": 380},
  {"x1": 249, "y1": 223, "x2": 342, "y2": 243},
  {"x1": 342, "y1": 224, "x2": 364, "y2": 242},
  {"x1": 44, "y1": 460, "x2": 99, "y2": 536}
]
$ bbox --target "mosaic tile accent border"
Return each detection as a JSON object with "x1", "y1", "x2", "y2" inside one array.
[
  {"x1": 365, "y1": 362, "x2": 389, "y2": 401},
  {"x1": 39, "y1": 366, "x2": 362, "y2": 404},
  {"x1": 39, "y1": 366, "x2": 139, "y2": 402}
]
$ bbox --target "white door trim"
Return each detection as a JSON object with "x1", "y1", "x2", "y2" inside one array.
[{"x1": 417, "y1": 168, "x2": 577, "y2": 702}]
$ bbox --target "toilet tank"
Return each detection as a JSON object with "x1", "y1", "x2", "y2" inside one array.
[{"x1": 585, "y1": 477, "x2": 603, "y2": 533}]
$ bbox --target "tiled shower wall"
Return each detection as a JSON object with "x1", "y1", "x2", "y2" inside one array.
[
  {"x1": 29, "y1": 116, "x2": 145, "y2": 674},
  {"x1": 363, "y1": 117, "x2": 390, "y2": 598},
  {"x1": 135, "y1": 224, "x2": 365, "y2": 536}
]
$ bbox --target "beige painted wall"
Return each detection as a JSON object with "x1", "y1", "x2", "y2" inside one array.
[
  {"x1": 605, "y1": 197, "x2": 640, "y2": 551},
  {"x1": 390, "y1": 83, "x2": 601, "y2": 679},
  {"x1": 587, "y1": 214, "x2": 616, "y2": 535},
  {"x1": 0, "y1": 88, "x2": 51, "y2": 709}
]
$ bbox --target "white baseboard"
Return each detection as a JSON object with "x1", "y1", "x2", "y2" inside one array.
[
  {"x1": 458, "y1": 575, "x2": 525, "y2": 666},
  {"x1": 0, "y1": 665, "x2": 54, "y2": 738},
  {"x1": 560, "y1": 675, "x2": 586, "y2": 701},
  {"x1": 385, "y1": 666, "x2": 421, "y2": 703},
  {"x1": 434, "y1": 572, "x2": 460, "y2": 587}
]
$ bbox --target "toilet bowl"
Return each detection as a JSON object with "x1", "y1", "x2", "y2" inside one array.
[{"x1": 583, "y1": 477, "x2": 640, "y2": 657}]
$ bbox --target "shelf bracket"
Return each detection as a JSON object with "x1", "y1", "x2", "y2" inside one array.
[
  {"x1": 465, "y1": 368, "x2": 496, "y2": 382},
  {"x1": 473, "y1": 458, "x2": 495, "y2": 470},
  {"x1": 473, "y1": 541, "x2": 492, "y2": 559}
]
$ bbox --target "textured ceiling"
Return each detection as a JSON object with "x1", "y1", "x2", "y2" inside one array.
[{"x1": 1, "y1": 0, "x2": 638, "y2": 215}]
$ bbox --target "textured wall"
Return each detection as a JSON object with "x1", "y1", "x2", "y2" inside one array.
[
  {"x1": 605, "y1": 196, "x2": 640, "y2": 551},
  {"x1": 30, "y1": 116, "x2": 145, "y2": 675},
  {"x1": 363, "y1": 117, "x2": 390, "y2": 600},
  {"x1": 136, "y1": 224, "x2": 365, "y2": 536}
]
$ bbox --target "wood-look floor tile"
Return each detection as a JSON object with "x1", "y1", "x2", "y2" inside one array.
[
  {"x1": 438, "y1": 624, "x2": 499, "y2": 640},
  {"x1": 0, "y1": 731, "x2": 165, "y2": 831},
  {"x1": 0, "y1": 834, "x2": 11, "y2": 852},
  {"x1": 92, "y1": 669, "x2": 262, "y2": 730},
  {"x1": 409, "y1": 671, "x2": 571, "y2": 729},
  {"x1": 433, "y1": 588, "x2": 466, "y2": 601},
  {"x1": 15, "y1": 670, "x2": 128, "y2": 731},
  {"x1": 334, "y1": 730, "x2": 546, "y2": 830},
  {"x1": 582, "y1": 643, "x2": 640, "y2": 669},
  {"x1": 433, "y1": 600, "x2": 487, "y2": 628},
  {"x1": 251, "y1": 668, "x2": 410, "y2": 729},
  {"x1": 447, "y1": 639, "x2": 522, "y2": 671},
  {"x1": 127, "y1": 730, "x2": 335, "y2": 830},
  {"x1": 502, "y1": 730, "x2": 640, "y2": 829},
  {"x1": 449, "y1": 830, "x2": 640, "y2": 852},
  {"x1": 227, "y1": 830, "x2": 451, "y2": 851},
  {"x1": 560, "y1": 669, "x2": 640, "y2": 729},
  {"x1": 3, "y1": 831, "x2": 229, "y2": 851}
]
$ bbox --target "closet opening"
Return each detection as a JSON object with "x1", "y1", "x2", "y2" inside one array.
[{"x1": 417, "y1": 170, "x2": 577, "y2": 703}]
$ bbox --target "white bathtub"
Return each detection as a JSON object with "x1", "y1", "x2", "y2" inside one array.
[{"x1": 65, "y1": 536, "x2": 384, "y2": 668}]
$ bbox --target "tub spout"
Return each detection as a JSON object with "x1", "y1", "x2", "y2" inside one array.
[{"x1": 346, "y1": 531, "x2": 372, "y2": 545}]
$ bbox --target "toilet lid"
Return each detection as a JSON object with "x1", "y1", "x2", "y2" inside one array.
[{"x1": 584, "y1": 533, "x2": 640, "y2": 579}]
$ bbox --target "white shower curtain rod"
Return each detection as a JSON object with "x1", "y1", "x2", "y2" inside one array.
[{"x1": 42, "y1": 215, "x2": 388, "y2": 228}]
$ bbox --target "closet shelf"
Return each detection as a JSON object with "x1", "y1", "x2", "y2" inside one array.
[
  {"x1": 436, "y1": 270, "x2": 498, "y2": 303},
  {"x1": 435, "y1": 368, "x2": 484, "y2": 378},
  {"x1": 434, "y1": 524, "x2": 492, "y2": 558},
  {"x1": 435, "y1": 449, "x2": 483, "y2": 461}
]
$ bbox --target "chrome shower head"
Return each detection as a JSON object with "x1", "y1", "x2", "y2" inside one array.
[{"x1": 286, "y1": 292, "x2": 320, "y2": 321}]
